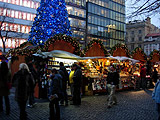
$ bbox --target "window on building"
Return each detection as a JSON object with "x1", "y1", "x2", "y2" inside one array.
[
  {"x1": 19, "y1": 12, "x2": 22, "y2": 19},
  {"x1": 138, "y1": 44, "x2": 142, "y2": 48},
  {"x1": 7, "y1": 9, "x2": 11, "y2": 17},
  {"x1": 23, "y1": 12, "x2": 26, "y2": 20},
  {"x1": 12, "y1": 39, "x2": 15, "y2": 48},
  {"x1": 131, "y1": 37, "x2": 134, "y2": 42},
  {"x1": 15, "y1": 11, "x2": 19, "y2": 18},
  {"x1": 8, "y1": 38, "x2": 11, "y2": 47},
  {"x1": 139, "y1": 37, "x2": 142, "y2": 41},
  {"x1": 22, "y1": 26, "x2": 25, "y2": 33},
  {"x1": 139, "y1": 30, "x2": 142, "y2": 34},
  {"x1": 131, "y1": 31, "x2": 134, "y2": 35},
  {"x1": 18, "y1": 25, "x2": 20, "y2": 32},
  {"x1": 27, "y1": 13, "x2": 30, "y2": 20},
  {"x1": 131, "y1": 44, "x2": 134, "y2": 50},
  {"x1": 3, "y1": 9, "x2": 7, "y2": 16},
  {"x1": 11, "y1": 10, "x2": 14, "y2": 17}
]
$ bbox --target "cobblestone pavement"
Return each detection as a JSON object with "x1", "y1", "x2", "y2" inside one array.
[{"x1": 0, "y1": 88, "x2": 157, "y2": 120}]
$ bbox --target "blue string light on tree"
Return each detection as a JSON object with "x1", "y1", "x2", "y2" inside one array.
[{"x1": 28, "y1": 0, "x2": 72, "y2": 45}]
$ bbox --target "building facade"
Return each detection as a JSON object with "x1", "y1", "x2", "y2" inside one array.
[
  {"x1": 0, "y1": 0, "x2": 40, "y2": 52},
  {"x1": 86, "y1": 0, "x2": 125, "y2": 48},
  {"x1": 126, "y1": 17, "x2": 160, "y2": 51},
  {"x1": 144, "y1": 33, "x2": 160, "y2": 56},
  {"x1": 0, "y1": 0, "x2": 125, "y2": 51}
]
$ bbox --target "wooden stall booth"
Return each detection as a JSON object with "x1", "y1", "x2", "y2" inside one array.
[
  {"x1": 7, "y1": 42, "x2": 38, "y2": 78},
  {"x1": 111, "y1": 44, "x2": 133, "y2": 90},
  {"x1": 150, "y1": 50, "x2": 160, "y2": 63},
  {"x1": 149, "y1": 50, "x2": 160, "y2": 75},
  {"x1": 34, "y1": 34, "x2": 82, "y2": 98},
  {"x1": 111, "y1": 43, "x2": 130, "y2": 57},
  {"x1": 131, "y1": 47, "x2": 147, "y2": 89},
  {"x1": 81, "y1": 40, "x2": 109, "y2": 95}
]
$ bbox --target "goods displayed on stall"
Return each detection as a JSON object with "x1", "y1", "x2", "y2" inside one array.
[
  {"x1": 111, "y1": 43, "x2": 135, "y2": 90},
  {"x1": 6, "y1": 35, "x2": 159, "y2": 97},
  {"x1": 150, "y1": 50, "x2": 160, "y2": 75},
  {"x1": 82, "y1": 40, "x2": 109, "y2": 95}
]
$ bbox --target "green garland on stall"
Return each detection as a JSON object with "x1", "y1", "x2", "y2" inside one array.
[
  {"x1": 43, "y1": 34, "x2": 82, "y2": 55},
  {"x1": 6, "y1": 42, "x2": 38, "y2": 63},
  {"x1": 83, "y1": 39, "x2": 109, "y2": 57},
  {"x1": 131, "y1": 47, "x2": 147, "y2": 60},
  {"x1": 149, "y1": 50, "x2": 160, "y2": 61},
  {"x1": 110, "y1": 43, "x2": 130, "y2": 57}
]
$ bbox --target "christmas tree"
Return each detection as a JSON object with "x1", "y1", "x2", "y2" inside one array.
[{"x1": 28, "y1": 0, "x2": 72, "y2": 45}]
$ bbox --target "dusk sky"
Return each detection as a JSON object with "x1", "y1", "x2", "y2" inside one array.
[{"x1": 125, "y1": 0, "x2": 160, "y2": 28}]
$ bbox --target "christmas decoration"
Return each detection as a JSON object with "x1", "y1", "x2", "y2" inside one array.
[
  {"x1": 111, "y1": 43, "x2": 130, "y2": 57},
  {"x1": 28, "y1": 0, "x2": 72, "y2": 45},
  {"x1": 149, "y1": 50, "x2": 160, "y2": 62},
  {"x1": 6, "y1": 42, "x2": 38, "y2": 63},
  {"x1": 44, "y1": 34, "x2": 81, "y2": 55},
  {"x1": 131, "y1": 47, "x2": 147, "y2": 60},
  {"x1": 84, "y1": 39, "x2": 109, "y2": 57}
]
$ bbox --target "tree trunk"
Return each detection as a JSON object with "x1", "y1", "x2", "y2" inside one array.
[{"x1": 2, "y1": 40, "x2": 5, "y2": 53}]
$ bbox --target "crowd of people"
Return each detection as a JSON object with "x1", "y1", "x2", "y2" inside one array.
[
  {"x1": 0, "y1": 61, "x2": 82, "y2": 120},
  {"x1": 0, "y1": 61, "x2": 160, "y2": 120}
]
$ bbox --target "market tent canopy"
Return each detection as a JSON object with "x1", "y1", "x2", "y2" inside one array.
[
  {"x1": 82, "y1": 56, "x2": 110, "y2": 60},
  {"x1": 33, "y1": 50, "x2": 49, "y2": 58},
  {"x1": 109, "y1": 56, "x2": 139, "y2": 63},
  {"x1": 41, "y1": 50, "x2": 83, "y2": 60}
]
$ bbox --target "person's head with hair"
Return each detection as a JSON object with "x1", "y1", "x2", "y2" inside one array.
[
  {"x1": 60, "y1": 62, "x2": 64, "y2": 67},
  {"x1": 110, "y1": 65, "x2": 115, "y2": 71},
  {"x1": 0, "y1": 61, "x2": 9, "y2": 75},
  {"x1": 51, "y1": 69, "x2": 57, "y2": 76},
  {"x1": 72, "y1": 64, "x2": 77, "y2": 70},
  {"x1": 19, "y1": 63, "x2": 30, "y2": 72}
]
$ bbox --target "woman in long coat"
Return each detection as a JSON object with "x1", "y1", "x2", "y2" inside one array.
[
  {"x1": 0, "y1": 61, "x2": 11, "y2": 115},
  {"x1": 12, "y1": 63, "x2": 34, "y2": 120}
]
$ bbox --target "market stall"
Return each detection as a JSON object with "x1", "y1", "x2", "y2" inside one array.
[
  {"x1": 131, "y1": 47, "x2": 148, "y2": 89},
  {"x1": 82, "y1": 40, "x2": 109, "y2": 95},
  {"x1": 110, "y1": 44, "x2": 135, "y2": 90},
  {"x1": 150, "y1": 50, "x2": 160, "y2": 74},
  {"x1": 6, "y1": 42, "x2": 38, "y2": 78},
  {"x1": 32, "y1": 34, "x2": 82, "y2": 98}
]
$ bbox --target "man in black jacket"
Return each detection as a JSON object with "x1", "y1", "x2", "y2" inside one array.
[
  {"x1": 49, "y1": 69, "x2": 62, "y2": 120},
  {"x1": 72, "y1": 64, "x2": 82, "y2": 105},
  {"x1": 106, "y1": 66, "x2": 119, "y2": 108},
  {"x1": 59, "y1": 62, "x2": 69, "y2": 106}
]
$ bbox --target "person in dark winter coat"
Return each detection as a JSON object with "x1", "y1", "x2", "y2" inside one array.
[
  {"x1": 49, "y1": 69, "x2": 62, "y2": 120},
  {"x1": 12, "y1": 63, "x2": 34, "y2": 120},
  {"x1": 59, "y1": 62, "x2": 69, "y2": 106},
  {"x1": 106, "y1": 66, "x2": 119, "y2": 108},
  {"x1": 0, "y1": 62, "x2": 11, "y2": 115},
  {"x1": 140, "y1": 66, "x2": 147, "y2": 90},
  {"x1": 152, "y1": 68, "x2": 158, "y2": 84},
  {"x1": 152, "y1": 75, "x2": 160, "y2": 120},
  {"x1": 27, "y1": 62, "x2": 38, "y2": 107},
  {"x1": 72, "y1": 64, "x2": 82, "y2": 105}
]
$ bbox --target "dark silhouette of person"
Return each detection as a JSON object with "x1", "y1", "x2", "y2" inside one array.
[
  {"x1": 72, "y1": 64, "x2": 82, "y2": 105},
  {"x1": 140, "y1": 66, "x2": 147, "y2": 90},
  {"x1": 0, "y1": 61, "x2": 11, "y2": 115},
  {"x1": 27, "y1": 62, "x2": 38, "y2": 107},
  {"x1": 49, "y1": 69, "x2": 62, "y2": 120},
  {"x1": 152, "y1": 68, "x2": 158, "y2": 83},
  {"x1": 59, "y1": 62, "x2": 69, "y2": 106},
  {"x1": 12, "y1": 63, "x2": 34, "y2": 120}
]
